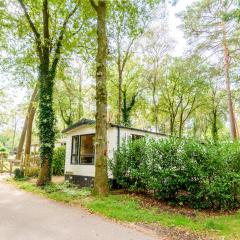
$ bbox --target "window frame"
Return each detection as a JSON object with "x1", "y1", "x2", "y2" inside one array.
[
  {"x1": 131, "y1": 134, "x2": 144, "y2": 141},
  {"x1": 70, "y1": 134, "x2": 95, "y2": 165},
  {"x1": 71, "y1": 135, "x2": 80, "y2": 165},
  {"x1": 79, "y1": 134, "x2": 95, "y2": 165}
]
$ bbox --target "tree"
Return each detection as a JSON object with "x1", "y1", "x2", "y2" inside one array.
[
  {"x1": 109, "y1": 0, "x2": 162, "y2": 124},
  {"x1": 180, "y1": 0, "x2": 240, "y2": 140},
  {"x1": 17, "y1": 0, "x2": 81, "y2": 185},
  {"x1": 159, "y1": 56, "x2": 207, "y2": 137},
  {"x1": 54, "y1": 61, "x2": 84, "y2": 128},
  {"x1": 16, "y1": 85, "x2": 38, "y2": 160},
  {"x1": 89, "y1": 0, "x2": 109, "y2": 196},
  {"x1": 141, "y1": 25, "x2": 174, "y2": 132}
]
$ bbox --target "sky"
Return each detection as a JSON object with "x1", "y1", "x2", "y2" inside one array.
[
  {"x1": 167, "y1": 0, "x2": 197, "y2": 56},
  {"x1": 0, "y1": 0, "x2": 198, "y2": 132}
]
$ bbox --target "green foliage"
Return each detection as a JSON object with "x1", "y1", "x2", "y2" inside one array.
[
  {"x1": 14, "y1": 168, "x2": 24, "y2": 180},
  {"x1": 0, "y1": 146, "x2": 7, "y2": 152},
  {"x1": 52, "y1": 146, "x2": 66, "y2": 176},
  {"x1": 111, "y1": 138, "x2": 240, "y2": 210}
]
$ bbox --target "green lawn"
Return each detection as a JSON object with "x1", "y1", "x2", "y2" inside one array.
[{"x1": 9, "y1": 179, "x2": 240, "y2": 240}]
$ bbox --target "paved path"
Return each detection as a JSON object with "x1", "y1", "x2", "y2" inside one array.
[{"x1": 0, "y1": 180, "x2": 158, "y2": 240}]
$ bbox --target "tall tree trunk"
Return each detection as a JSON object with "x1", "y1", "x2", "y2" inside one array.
[
  {"x1": 37, "y1": 0, "x2": 55, "y2": 185},
  {"x1": 16, "y1": 85, "x2": 38, "y2": 160},
  {"x1": 78, "y1": 76, "x2": 83, "y2": 119},
  {"x1": 37, "y1": 66, "x2": 55, "y2": 185},
  {"x1": 223, "y1": 23, "x2": 237, "y2": 140},
  {"x1": 152, "y1": 80, "x2": 158, "y2": 132},
  {"x1": 212, "y1": 109, "x2": 218, "y2": 141},
  {"x1": 122, "y1": 90, "x2": 128, "y2": 126},
  {"x1": 179, "y1": 111, "x2": 183, "y2": 138},
  {"x1": 118, "y1": 70, "x2": 122, "y2": 125},
  {"x1": 12, "y1": 115, "x2": 17, "y2": 153},
  {"x1": 24, "y1": 106, "x2": 37, "y2": 169},
  {"x1": 90, "y1": 0, "x2": 109, "y2": 196}
]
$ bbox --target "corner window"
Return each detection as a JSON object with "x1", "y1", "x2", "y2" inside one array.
[{"x1": 71, "y1": 134, "x2": 95, "y2": 165}]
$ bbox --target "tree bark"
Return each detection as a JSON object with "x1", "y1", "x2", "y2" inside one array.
[
  {"x1": 152, "y1": 78, "x2": 158, "y2": 133},
  {"x1": 211, "y1": 109, "x2": 218, "y2": 141},
  {"x1": 16, "y1": 85, "x2": 38, "y2": 160},
  {"x1": 37, "y1": 0, "x2": 54, "y2": 185},
  {"x1": 90, "y1": 0, "x2": 109, "y2": 196},
  {"x1": 118, "y1": 68, "x2": 122, "y2": 125},
  {"x1": 223, "y1": 23, "x2": 238, "y2": 140},
  {"x1": 24, "y1": 105, "x2": 37, "y2": 169}
]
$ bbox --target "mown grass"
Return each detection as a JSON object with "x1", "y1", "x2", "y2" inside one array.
[{"x1": 9, "y1": 179, "x2": 240, "y2": 240}]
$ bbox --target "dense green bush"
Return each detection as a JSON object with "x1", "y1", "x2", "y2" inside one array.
[
  {"x1": 52, "y1": 146, "x2": 66, "y2": 176},
  {"x1": 111, "y1": 138, "x2": 240, "y2": 210},
  {"x1": 14, "y1": 168, "x2": 25, "y2": 180}
]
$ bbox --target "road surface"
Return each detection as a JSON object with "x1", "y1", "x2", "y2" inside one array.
[{"x1": 0, "y1": 179, "x2": 158, "y2": 240}]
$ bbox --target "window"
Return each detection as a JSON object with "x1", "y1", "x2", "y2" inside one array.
[
  {"x1": 131, "y1": 134, "x2": 144, "y2": 141},
  {"x1": 80, "y1": 134, "x2": 95, "y2": 164},
  {"x1": 71, "y1": 136, "x2": 79, "y2": 164},
  {"x1": 71, "y1": 134, "x2": 95, "y2": 165}
]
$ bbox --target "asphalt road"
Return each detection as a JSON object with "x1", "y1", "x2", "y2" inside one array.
[{"x1": 0, "y1": 179, "x2": 158, "y2": 240}]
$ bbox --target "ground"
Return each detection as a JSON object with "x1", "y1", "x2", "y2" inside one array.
[
  {"x1": 0, "y1": 177, "x2": 156, "y2": 240},
  {"x1": 1, "y1": 174, "x2": 240, "y2": 240}
]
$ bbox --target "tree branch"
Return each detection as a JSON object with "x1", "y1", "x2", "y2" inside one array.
[
  {"x1": 89, "y1": 0, "x2": 98, "y2": 10},
  {"x1": 42, "y1": 0, "x2": 50, "y2": 60},
  {"x1": 50, "y1": 5, "x2": 78, "y2": 76},
  {"x1": 17, "y1": 0, "x2": 43, "y2": 61}
]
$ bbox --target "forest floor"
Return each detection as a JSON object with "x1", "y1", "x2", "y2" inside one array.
[{"x1": 6, "y1": 177, "x2": 240, "y2": 240}]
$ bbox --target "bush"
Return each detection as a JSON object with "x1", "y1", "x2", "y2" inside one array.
[
  {"x1": 14, "y1": 168, "x2": 24, "y2": 180},
  {"x1": 52, "y1": 146, "x2": 66, "y2": 176},
  {"x1": 24, "y1": 167, "x2": 39, "y2": 177},
  {"x1": 111, "y1": 138, "x2": 240, "y2": 210}
]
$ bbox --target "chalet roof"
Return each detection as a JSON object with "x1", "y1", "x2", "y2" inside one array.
[
  {"x1": 62, "y1": 118, "x2": 95, "y2": 133},
  {"x1": 62, "y1": 118, "x2": 167, "y2": 136}
]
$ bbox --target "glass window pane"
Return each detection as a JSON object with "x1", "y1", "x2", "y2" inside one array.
[
  {"x1": 80, "y1": 156, "x2": 94, "y2": 164},
  {"x1": 71, "y1": 136, "x2": 79, "y2": 164},
  {"x1": 80, "y1": 134, "x2": 94, "y2": 164},
  {"x1": 132, "y1": 134, "x2": 144, "y2": 141},
  {"x1": 80, "y1": 135, "x2": 94, "y2": 155}
]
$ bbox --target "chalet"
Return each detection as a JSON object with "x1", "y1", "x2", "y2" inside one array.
[{"x1": 62, "y1": 118, "x2": 166, "y2": 187}]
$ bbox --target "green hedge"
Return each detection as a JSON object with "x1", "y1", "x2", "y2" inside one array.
[
  {"x1": 110, "y1": 138, "x2": 240, "y2": 210},
  {"x1": 52, "y1": 146, "x2": 66, "y2": 176}
]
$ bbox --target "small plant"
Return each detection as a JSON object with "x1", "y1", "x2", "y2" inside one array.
[{"x1": 14, "y1": 168, "x2": 24, "y2": 180}]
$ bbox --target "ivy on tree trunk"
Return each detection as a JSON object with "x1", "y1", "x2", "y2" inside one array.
[{"x1": 18, "y1": 0, "x2": 78, "y2": 185}]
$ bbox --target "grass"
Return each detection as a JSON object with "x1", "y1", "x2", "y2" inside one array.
[{"x1": 9, "y1": 179, "x2": 240, "y2": 240}]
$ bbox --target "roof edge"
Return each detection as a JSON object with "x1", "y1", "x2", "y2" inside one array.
[{"x1": 62, "y1": 118, "x2": 167, "y2": 136}]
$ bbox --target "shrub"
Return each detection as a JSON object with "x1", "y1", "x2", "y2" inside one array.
[
  {"x1": 111, "y1": 138, "x2": 240, "y2": 210},
  {"x1": 24, "y1": 167, "x2": 39, "y2": 177},
  {"x1": 52, "y1": 146, "x2": 66, "y2": 176},
  {"x1": 14, "y1": 168, "x2": 24, "y2": 180}
]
